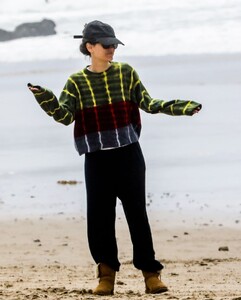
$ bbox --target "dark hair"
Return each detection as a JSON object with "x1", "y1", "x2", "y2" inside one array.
[
  {"x1": 79, "y1": 40, "x2": 97, "y2": 56},
  {"x1": 79, "y1": 41, "x2": 90, "y2": 56}
]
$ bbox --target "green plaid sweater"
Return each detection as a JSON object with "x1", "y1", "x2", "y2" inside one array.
[{"x1": 30, "y1": 61, "x2": 201, "y2": 156}]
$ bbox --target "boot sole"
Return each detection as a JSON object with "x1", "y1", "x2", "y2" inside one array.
[
  {"x1": 93, "y1": 290, "x2": 114, "y2": 295},
  {"x1": 146, "y1": 287, "x2": 168, "y2": 294}
]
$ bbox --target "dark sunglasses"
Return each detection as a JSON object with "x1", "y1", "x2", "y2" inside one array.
[{"x1": 101, "y1": 44, "x2": 118, "y2": 49}]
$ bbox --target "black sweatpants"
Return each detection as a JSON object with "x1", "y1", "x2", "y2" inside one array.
[{"x1": 84, "y1": 142, "x2": 163, "y2": 272}]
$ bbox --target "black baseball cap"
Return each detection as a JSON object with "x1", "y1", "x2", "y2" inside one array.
[{"x1": 73, "y1": 20, "x2": 124, "y2": 46}]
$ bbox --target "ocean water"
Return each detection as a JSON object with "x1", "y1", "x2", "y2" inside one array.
[{"x1": 0, "y1": 0, "x2": 241, "y2": 62}]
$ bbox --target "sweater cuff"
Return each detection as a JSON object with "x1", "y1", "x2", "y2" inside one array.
[{"x1": 184, "y1": 102, "x2": 202, "y2": 116}]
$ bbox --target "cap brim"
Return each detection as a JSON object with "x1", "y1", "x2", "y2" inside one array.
[
  {"x1": 96, "y1": 37, "x2": 124, "y2": 45},
  {"x1": 73, "y1": 35, "x2": 83, "y2": 39}
]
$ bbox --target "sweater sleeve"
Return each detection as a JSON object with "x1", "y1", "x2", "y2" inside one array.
[
  {"x1": 28, "y1": 78, "x2": 77, "y2": 125},
  {"x1": 131, "y1": 68, "x2": 202, "y2": 116}
]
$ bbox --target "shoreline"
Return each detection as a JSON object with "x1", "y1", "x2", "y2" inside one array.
[{"x1": 1, "y1": 51, "x2": 241, "y2": 79}]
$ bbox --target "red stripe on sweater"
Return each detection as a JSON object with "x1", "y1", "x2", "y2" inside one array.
[{"x1": 74, "y1": 101, "x2": 141, "y2": 137}]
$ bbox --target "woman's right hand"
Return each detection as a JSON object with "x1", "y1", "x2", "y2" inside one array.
[{"x1": 27, "y1": 83, "x2": 41, "y2": 92}]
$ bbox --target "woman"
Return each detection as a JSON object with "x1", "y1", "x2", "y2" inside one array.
[{"x1": 28, "y1": 20, "x2": 201, "y2": 295}]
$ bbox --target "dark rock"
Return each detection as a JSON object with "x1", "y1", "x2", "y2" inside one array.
[
  {"x1": 0, "y1": 19, "x2": 56, "y2": 42},
  {"x1": 33, "y1": 239, "x2": 41, "y2": 243},
  {"x1": 14, "y1": 19, "x2": 56, "y2": 38},
  {"x1": 218, "y1": 246, "x2": 229, "y2": 251},
  {"x1": 0, "y1": 29, "x2": 13, "y2": 41}
]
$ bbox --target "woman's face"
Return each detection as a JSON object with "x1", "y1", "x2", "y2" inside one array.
[{"x1": 87, "y1": 43, "x2": 116, "y2": 62}]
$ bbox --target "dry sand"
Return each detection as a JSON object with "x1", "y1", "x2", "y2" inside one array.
[{"x1": 0, "y1": 214, "x2": 240, "y2": 300}]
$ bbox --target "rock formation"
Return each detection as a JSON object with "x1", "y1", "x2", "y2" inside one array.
[{"x1": 0, "y1": 19, "x2": 56, "y2": 42}]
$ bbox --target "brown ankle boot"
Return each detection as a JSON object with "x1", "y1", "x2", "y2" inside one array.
[
  {"x1": 93, "y1": 263, "x2": 116, "y2": 295},
  {"x1": 142, "y1": 271, "x2": 168, "y2": 294}
]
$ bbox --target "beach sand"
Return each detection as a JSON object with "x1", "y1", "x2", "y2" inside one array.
[
  {"x1": 0, "y1": 215, "x2": 241, "y2": 300},
  {"x1": 1, "y1": 54, "x2": 241, "y2": 299}
]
